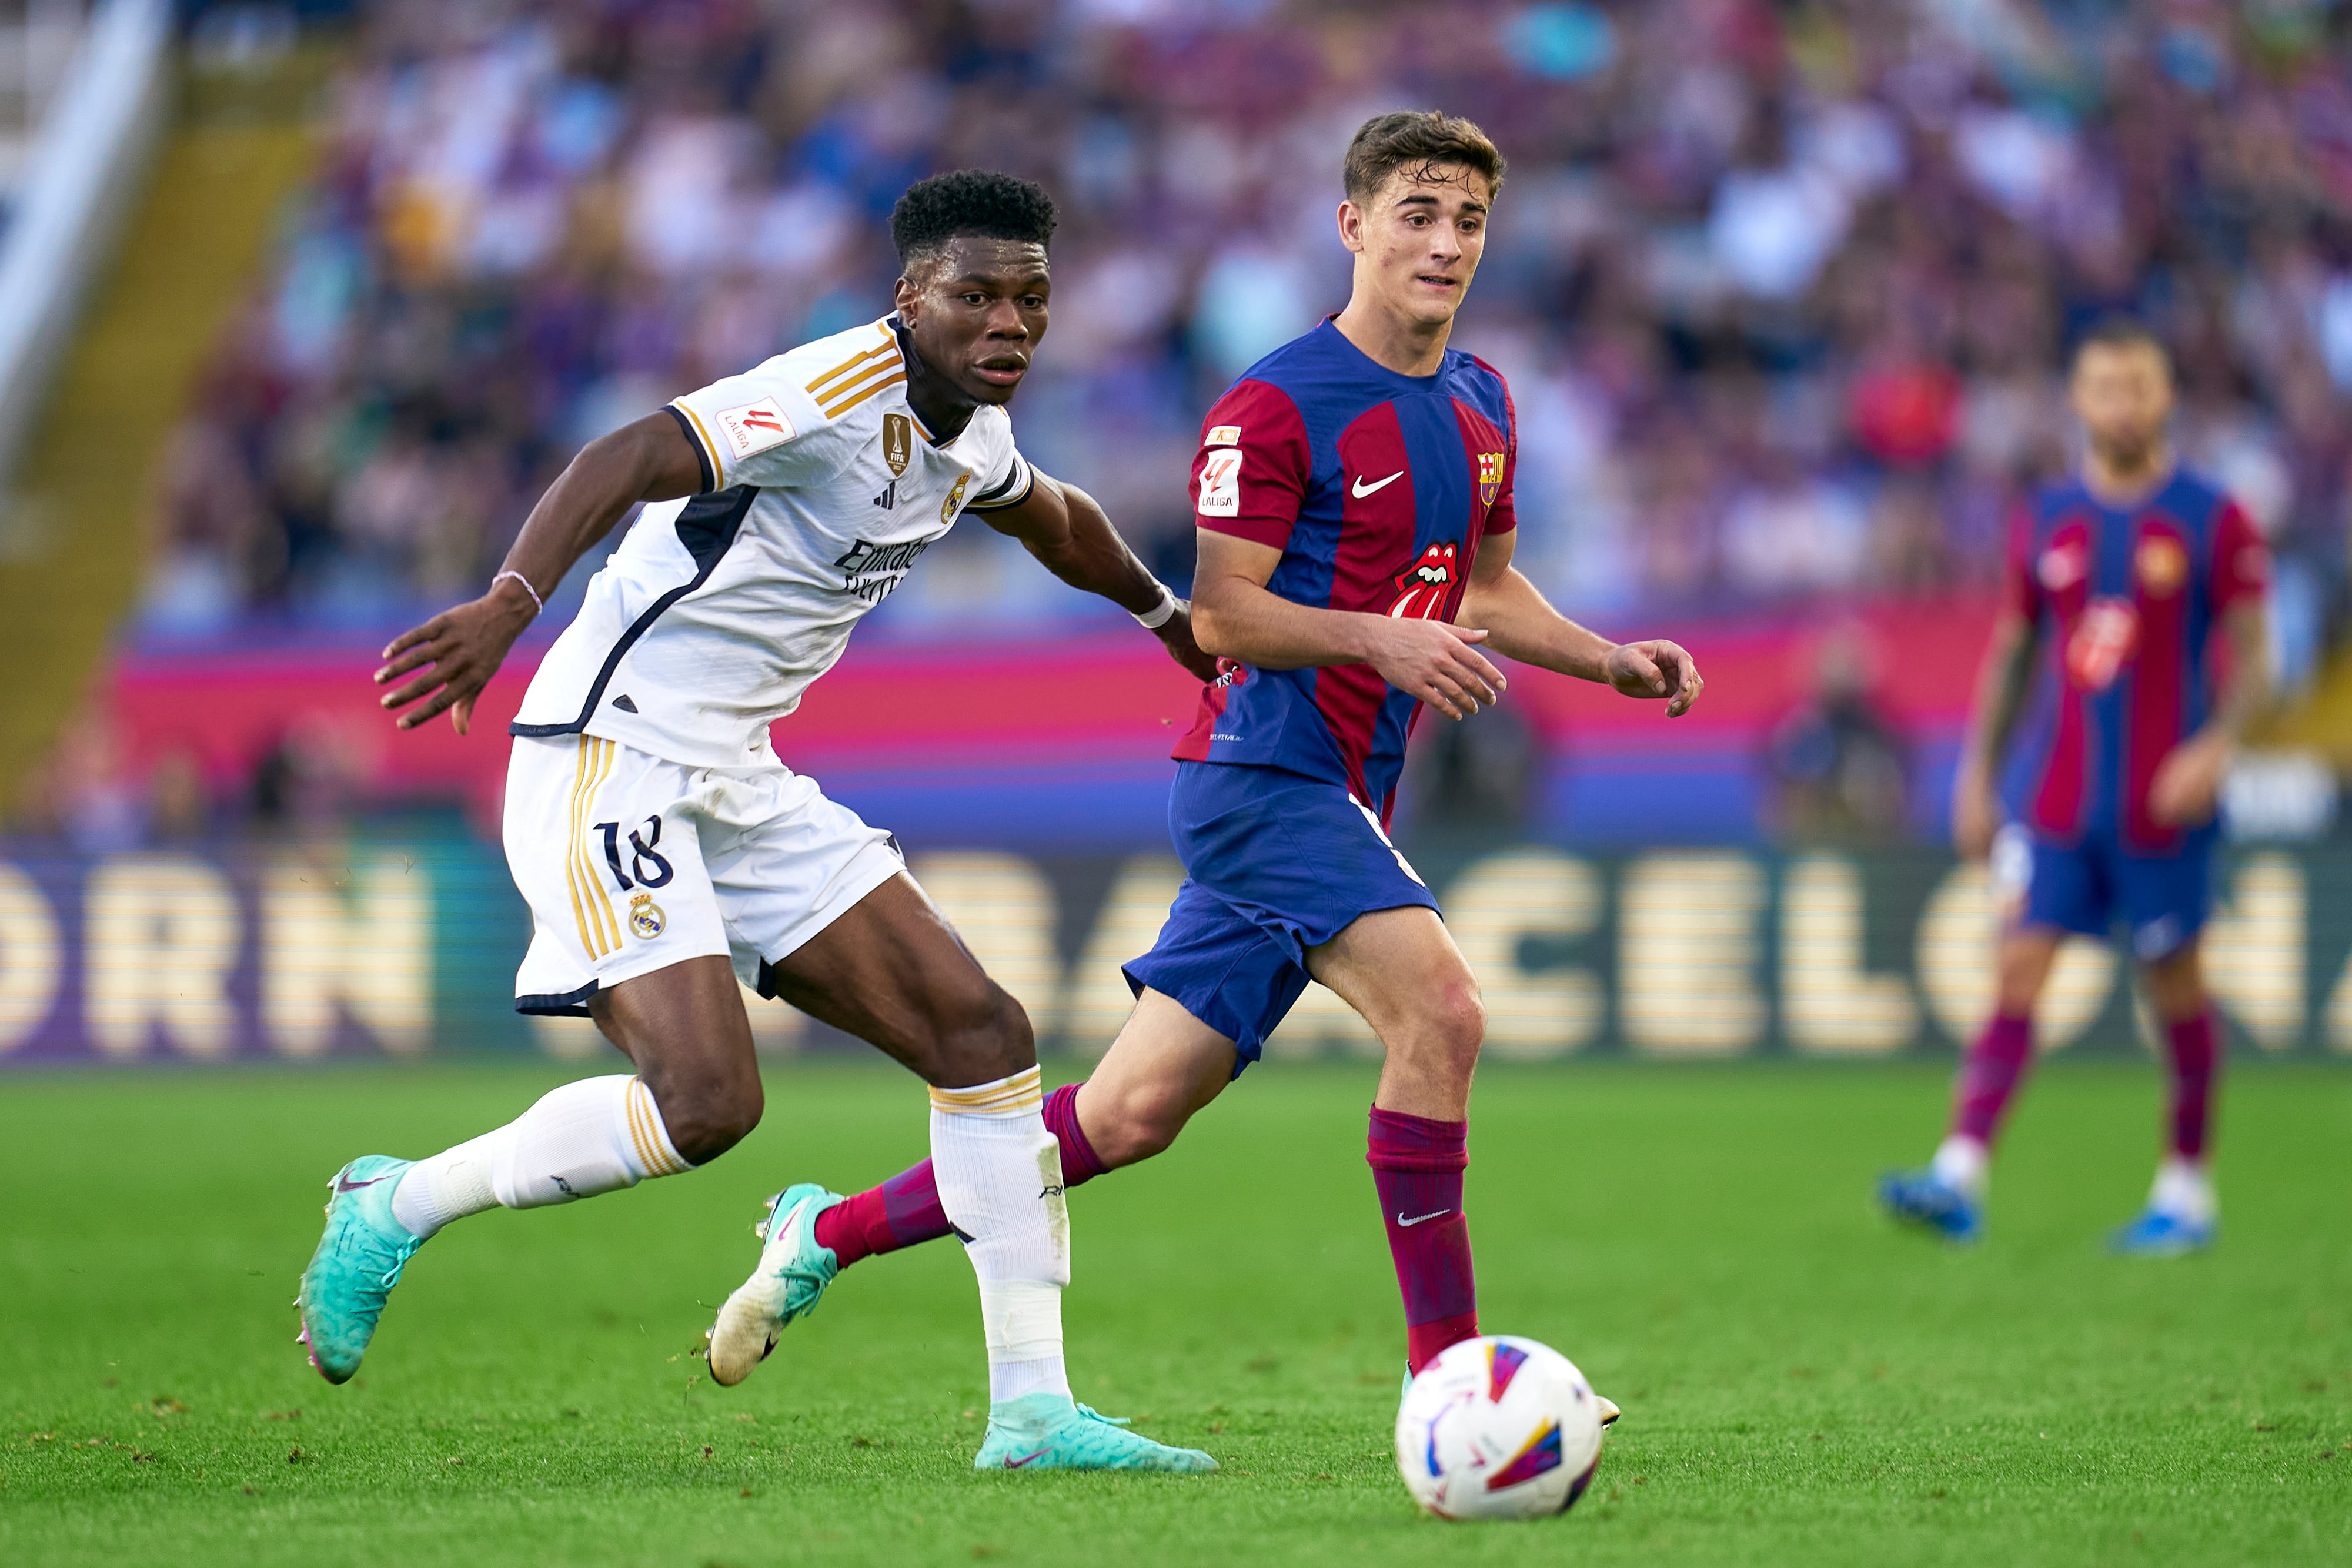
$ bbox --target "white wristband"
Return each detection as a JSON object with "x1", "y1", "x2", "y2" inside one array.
[
  {"x1": 1131, "y1": 583, "x2": 1180, "y2": 630},
  {"x1": 492, "y1": 570, "x2": 544, "y2": 617}
]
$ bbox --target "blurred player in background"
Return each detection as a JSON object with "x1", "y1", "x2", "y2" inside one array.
[
  {"x1": 736, "y1": 112, "x2": 1698, "y2": 1410},
  {"x1": 1879, "y1": 320, "x2": 2271, "y2": 1254},
  {"x1": 298, "y1": 171, "x2": 1222, "y2": 1473}
]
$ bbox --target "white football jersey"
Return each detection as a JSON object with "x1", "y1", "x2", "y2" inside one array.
[{"x1": 512, "y1": 315, "x2": 1034, "y2": 767}]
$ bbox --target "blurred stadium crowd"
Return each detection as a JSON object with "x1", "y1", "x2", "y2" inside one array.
[{"x1": 149, "y1": 0, "x2": 2352, "y2": 683}]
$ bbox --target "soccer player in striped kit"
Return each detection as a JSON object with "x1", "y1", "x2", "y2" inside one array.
[
  {"x1": 734, "y1": 113, "x2": 1700, "y2": 1418},
  {"x1": 1880, "y1": 320, "x2": 2272, "y2": 1253}
]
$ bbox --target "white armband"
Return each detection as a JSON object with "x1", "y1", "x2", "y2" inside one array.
[{"x1": 1131, "y1": 583, "x2": 1181, "y2": 630}]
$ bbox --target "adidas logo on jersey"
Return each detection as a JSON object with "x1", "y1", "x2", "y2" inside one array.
[{"x1": 873, "y1": 480, "x2": 897, "y2": 511}]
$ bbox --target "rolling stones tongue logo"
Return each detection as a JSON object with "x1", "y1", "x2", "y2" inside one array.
[
  {"x1": 1388, "y1": 543, "x2": 1458, "y2": 620},
  {"x1": 2066, "y1": 597, "x2": 2140, "y2": 691}
]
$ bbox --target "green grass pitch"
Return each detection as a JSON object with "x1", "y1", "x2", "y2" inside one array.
[{"x1": 2, "y1": 1058, "x2": 2348, "y2": 1566}]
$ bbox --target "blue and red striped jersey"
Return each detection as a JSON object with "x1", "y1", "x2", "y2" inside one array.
[
  {"x1": 1175, "y1": 319, "x2": 1516, "y2": 822},
  {"x1": 2001, "y1": 467, "x2": 2268, "y2": 851}
]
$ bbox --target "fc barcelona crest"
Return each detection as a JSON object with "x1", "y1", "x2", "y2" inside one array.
[
  {"x1": 1476, "y1": 450, "x2": 1504, "y2": 507},
  {"x1": 882, "y1": 413, "x2": 913, "y2": 478},
  {"x1": 2136, "y1": 533, "x2": 2187, "y2": 597}
]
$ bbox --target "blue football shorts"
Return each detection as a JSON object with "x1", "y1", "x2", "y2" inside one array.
[
  {"x1": 1994, "y1": 822, "x2": 2217, "y2": 962},
  {"x1": 1121, "y1": 760, "x2": 1439, "y2": 1075}
]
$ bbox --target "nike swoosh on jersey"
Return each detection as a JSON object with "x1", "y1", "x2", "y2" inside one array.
[
  {"x1": 1352, "y1": 470, "x2": 1405, "y2": 498},
  {"x1": 1395, "y1": 1209, "x2": 1452, "y2": 1228}
]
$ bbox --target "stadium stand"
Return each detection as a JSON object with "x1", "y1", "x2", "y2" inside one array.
[
  {"x1": 12, "y1": 0, "x2": 2352, "y2": 844},
  {"x1": 0, "y1": 3, "x2": 323, "y2": 825}
]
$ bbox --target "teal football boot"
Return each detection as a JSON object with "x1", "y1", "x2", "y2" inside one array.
[
  {"x1": 707, "y1": 1183, "x2": 844, "y2": 1386},
  {"x1": 974, "y1": 1392, "x2": 1218, "y2": 1473},
  {"x1": 296, "y1": 1155, "x2": 424, "y2": 1383}
]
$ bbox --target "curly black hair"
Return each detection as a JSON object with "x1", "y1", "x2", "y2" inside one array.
[{"x1": 890, "y1": 169, "x2": 1058, "y2": 270}]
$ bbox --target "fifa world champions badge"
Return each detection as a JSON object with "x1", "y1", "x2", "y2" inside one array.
[{"x1": 629, "y1": 894, "x2": 666, "y2": 940}]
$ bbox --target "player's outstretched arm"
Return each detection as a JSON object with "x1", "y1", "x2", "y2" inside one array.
[
  {"x1": 373, "y1": 412, "x2": 706, "y2": 734},
  {"x1": 1457, "y1": 530, "x2": 1703, "y2": 717},
  {"x1": 1191, "y1": 530, "x2": 1509, "y2": 720},
  {"x1": 978, "y1": 472, "x2": 1219, "y2": 681}
]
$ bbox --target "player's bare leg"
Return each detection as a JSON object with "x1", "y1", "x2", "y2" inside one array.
[
  {"x1": 1071, "y1": 993, "x2": 1240, "y2": 1164},
  {"x1": 709, "y1": 872, "x2": 1212, "y2": 1470},
  {"x1": 2113, "y1": 940, "x2": 2221, "y2": 1253},
  {"x1": 1307, "y1": 905, "x2": 1483, "y2": 1118},
  {"x1": 1880, "y1": 925, "x2": 2060, "y2": 1242},
  {"x1": 298, "y1": 955, "x2": 754, "y2": 1383}
]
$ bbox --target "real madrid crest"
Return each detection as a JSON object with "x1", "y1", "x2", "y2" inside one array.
[
  {"x1": 629, "y1": 893, "x2": 665, "y2": 940},
  {"x1": 882, "y1": 412, "x2": 913, "y2": 479},
  {"x1": 941, "y1": 470, "x2": 971, "y2": 524}
]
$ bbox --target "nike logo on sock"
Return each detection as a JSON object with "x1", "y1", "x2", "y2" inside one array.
[
  {"x1": 1352, "y1": 470, "x2": 1404, "y2": 499},
  {"x1": 1395, "y1": 1209, "x2": 1452, "y2": 1228},
  {"x1": 1004, "y1": 1447, "x2": 1050, "y2": 1469}
]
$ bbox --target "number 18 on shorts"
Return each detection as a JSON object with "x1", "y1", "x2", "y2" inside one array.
[{"x1": 503, "y1": 733, "x2": 904, "y2": 1017}]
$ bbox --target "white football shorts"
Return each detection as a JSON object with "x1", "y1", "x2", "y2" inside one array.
[{"x1": 503, "y1": 733, "x2": 905, "y2": 1015}]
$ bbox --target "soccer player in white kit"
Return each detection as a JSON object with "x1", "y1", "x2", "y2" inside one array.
[{"x1": 295, "y1": 172, "x2": 1219, "y2": 1473}]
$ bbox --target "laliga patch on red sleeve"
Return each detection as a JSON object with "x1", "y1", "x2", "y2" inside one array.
[{"x1": 1197, "y1": 448, "x2": 1242, "y2": 517}]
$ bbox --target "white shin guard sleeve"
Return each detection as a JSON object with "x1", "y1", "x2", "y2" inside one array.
[
  {"x1": 393, "y1": 1076, "x2": 690, "y2": 1238},
  {"x1": 929, "y1": 1066, "x2": 1071, "y2": 1403}
]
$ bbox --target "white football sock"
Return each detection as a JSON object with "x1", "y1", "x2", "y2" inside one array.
[
  {"x1": 391, "y1": 1076, "x2": 691, "y2": 1239},
  {"x1": 2149, "y1": 1155, "x2": 2217, "y2": 1225},
  {"x1": 928, "y1": 1066, "x2": 1072, "y2": 1406},
  {"x1": 1932, "y1": 1134, "x2": 1989, "y2": 1199}
]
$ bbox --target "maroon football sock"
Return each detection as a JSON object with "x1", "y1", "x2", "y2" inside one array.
[
  {"x1": 2164, "y1": 1010, "x2": 2221, "y2": 1159},
  {"x1": 816, "y1": 1082, "x2": 1105, "y2": 1267},
  {"x1": 1950, "y1": 1011, "x2": 2034, "y2": 1145},
  {"x1": 1367, "y1": 1105, "x2": 1478, "y2": 1374}
]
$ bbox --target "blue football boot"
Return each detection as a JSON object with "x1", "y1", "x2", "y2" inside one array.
[
  {"x1": 296, "y1": 1155, "x2": 425, "y2": 1383},
  {"x1": 1877, "y1": 1166, "x2": 1984, "y2": 1245},
  {"x1": 2107, "y1": 1208, "x2": 2216, "y2": 1256},
  {"x1": 973, "y1": 1392, "x2": 1217, "y2": 1473}
]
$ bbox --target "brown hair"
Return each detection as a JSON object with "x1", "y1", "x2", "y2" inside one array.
[
  {"x1": 1342, "y1": 111, "x2": 1506, "y2": 207},
  {"x1": 2072, "y1": 316, "x2": 2171, "y2": 373}
]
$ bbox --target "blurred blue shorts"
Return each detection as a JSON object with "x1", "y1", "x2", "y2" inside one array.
[{"x1": 1999, "y1": 823, "x2": 2216, "y2": 962}]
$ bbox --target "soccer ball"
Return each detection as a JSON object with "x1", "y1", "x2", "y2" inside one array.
[{"x1": 1394, "y1": 1335, "x2": 1605, "y2": 1520}]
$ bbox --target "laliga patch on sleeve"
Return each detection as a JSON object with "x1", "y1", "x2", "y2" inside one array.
[
  {"x1": 1205, "y1": 424, "x2": 1242, "y2": 446},
  {"x1": 715, "y1": 397, "x2": 794, "y2": 460},
  {"x1": 1197, "y1": 449, "x2": 1243, "y2": 517}
]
